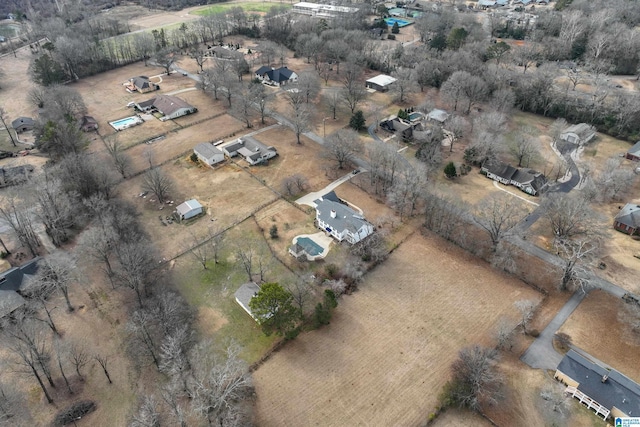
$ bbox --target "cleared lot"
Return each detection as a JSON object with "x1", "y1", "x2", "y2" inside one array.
[{"x1": 252, "y1": 233, "x2": 540, "y2": 426}]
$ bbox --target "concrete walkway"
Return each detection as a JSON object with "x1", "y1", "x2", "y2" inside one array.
[
  {"x1": 521, "y1": 289, "x2": 589, "y2": 369},
  {"x1": 295, "y1": 171, "x2": 361, "y2": 208},
  {"x1": 492, "y1": 181, "x2": 540, "y2": 206}
]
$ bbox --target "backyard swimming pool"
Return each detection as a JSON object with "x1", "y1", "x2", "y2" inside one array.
[
  {"x1": 408, "y1": 112, "x2": 423, "y2": 121},
  {"x1": 385, "y1": 17, "x2": 412, "y2": 27},
  {"x1": 296, "y1": 237, "x2": 324, "y2": 256},
  {"x1": 109, "y1": 116, "x2": 143, "y2": 131}
]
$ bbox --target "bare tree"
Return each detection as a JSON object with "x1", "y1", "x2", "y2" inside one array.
[
  {"x1": 159, "y1": 325, "x2": 191, "y2": 388},
  {"x1": 541, "y1": 193, "x2": 601, "y2": 241},
  {"x1": 324, "y1": 89, "x2": 341, "y2": 120},
  {"x1": 127, "y1": 308, "x2": 160, "y2": 369},
  {"x1": 2, "y1": 317, "x2": 55, "y2": 403},
  {"x1": 160, "y1": 384, "x2": 188, "y2": 427},
  {"x1": 0, "y1": 107, "x2": 17, "y2": 147},
  {"x1": 20, "y1": 280, "x2": 60, "y2": 336},
  {"x1": 444, "y1": 115, "x2": 468, "y2": 153},
  {"x1": 324, "y1": 129, "x2": 362, "y2": 169},
  {"x1": 0, "y1": 191, "x2": 41, "y2": 257},
  {"x1": 190, "y1": 48, "x2": 208, "y2": 72},
  {"x1": 248, "y1": 82, "x2": 269, "y2": 124},
  {"x1": 154, "y1": 48, "x2": 179, "y2": 75},
  {"x1": 53, "y1": 338, "x2": 73, "y2": 394},
  {"x1": 555, "y1": 238, "x2": 598, "y2": 292},
  {"x1": 104, "y1": 135, "x2": 131, "y2": 179},
  {"x1": 290, "y1": 103, "x2": 312, "y2": 145},
  {"x1": 494, "y1": 318, "x2": 515, "y2": 351},
  {"x1": 232, "y1": 84, "x2": 255, "y2": 128},
  {"x1": 509, "y1": 127, "x2": 539, "y2": 167},
  {"x1": 446, "y1": 345, "x2": 503, "y2": 412},
  {"x1": 131, "y1": 395, "x2": 161, "y2": 427},
  {"x1": 32, "y1": 172, "x2": 76, "y2": 247},
  {"x1": 540, "y1": 384, "x2": 570, "y2": 416},
  {"x1": 388, "y1": 165, "x2": 428, "y2": 219},
  {"x1": 143, "y1": 167, "x2": 173, "y2": 204},
  {"x1": 441, "y1": 71, "x2": 488, "y2": 114},
  {"x1": 511, "y1": 44, "x2": 539, "y2": 74},
  {"x1": 594, "y1": 157, "x2": 637, "y2": 202},
  {"x1": 514, "y1": 299, "x2": 537, "y2": 335},
  {"x1": 78, "y1": 225, "x2": 118, "y2": 289},
  {"x1": 564, "y1": 68, "x2": 583, "y2": 91},
  {"x1": 94, "y1": 354, "x2": 112, "y2": 384},
  {"x1": 294, "y1": 71, "x2": 321, "y2": 103},
  {"x1": 235, "y1": 243, "x2": 255, "y2": 282},
  {"x1": 187, "y1": 227, "x2": 224, "y2": 270},
  {"x1": 391, "y1": 68, "x2": 415, "y2": 103},
  {"x1": 0, "y1": 381, "x2": 29, "y2": 425},
  {"x1": 549, "y1": 118, "x2": 568, "y2": 145},
  {"x1": 341, "y1": 61, "x2": 366, "y2": 114},
  {"x1": 116, "y1": 240, "x2": 157, "y2": 307},
  {"x1": 191, "y1": 341, "x2": 254, "y2": 426},
  {"x1": 68, "y1": 342, "x2": 89, "y2": 381},
  {"x1": 286, "y1": 279, "x2": 313, "y2": 318},
  {"x1": 472, "y1": 194, "x2": 527, "y2": 251},
  {"x1": 38, "y1": 251, "x2": 77, "y2": 312}
]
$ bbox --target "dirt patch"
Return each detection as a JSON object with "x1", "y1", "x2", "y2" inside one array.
[
  {"x1": 196, "y1": 305, "x2": 229, "y2": 333},
  {"x1": 559, "y1": 289, "x2": 640, "y2": 383},
  {"x1": 252, "y1": 233, "x2": 541, "y2": 426}
]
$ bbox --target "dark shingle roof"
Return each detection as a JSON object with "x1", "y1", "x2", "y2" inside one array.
[
  {"x1": 0, "y1": 289, "x2": 26, "y2": 318},
  {"x1": 255, "y1": 66, "x2": 272, "y2": 75},
  {"x1": 152, "y1": 95, "x2": 194, "y2": 117},
  {"x1": 557, "y1": 350, "x2": 640, "y2": 417},
  {"x1": 483, "y1": 159, "x2": 517, "y2": 181},
  {"x1": 0, "y1": 257, "x2": 40, "y2": 292},
  {"x1": 11, "y1": 117, "x2": 34, "y2": 129},
  {"x1": 132, "y1": 76, "x2": 150, "y2": 89}
]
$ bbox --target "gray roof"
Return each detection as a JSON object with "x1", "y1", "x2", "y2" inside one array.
[
  {"x1": 11, "y1": 117, "x2": 34, "y2": 129},
  {"x1": 151, "y1": 95, "x2": 195, "y2": 116},
  {"x1": 511, "y1": 168, "x2": 547, "y2": 192},
  {"x1": 234, "y1": 282, "x2": 261, "y2": 316},
  {"x1": 0, "y1": 289, "x2": 26, "y2": 318},
  {"x1": 557, "y1": 350, "x2": 640, "y2": 417},
  {"x1": 132, "y1": 76, "x2": 151, "y2": 89},
  {"x1": 628, "y1": 141, "x2": 640, "y2": 157},
  {"x1": 615, "y1": 203, "x2": 640, "y2": 229},
  {"x1": 427, "y1": 109, "x2": 449, "y2": 123},
  {"x1": 238, "y1": 136, "x2": 276, "y2": 159},
  {"x1": 563, "y1": 123, "x2": 596, "y2": 141},
  {"x1": 176, "y1": 199, "x2": 202, "y2": 216},
  {"x1": 483, "y1": 159, "x2": 517, "y2": 181},
  {"x1": 194, "y1": 143, "x2": 223, "y2": 159},
  {"x1": 0, "y1": 257, "x2": 40, "y2": 292},
  {"x1": 314, "y1": 196, "x2": 371, "y2": 234}
]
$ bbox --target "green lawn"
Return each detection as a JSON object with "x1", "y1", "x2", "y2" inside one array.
[
  {"x1": 191, "y1": 2, "x2": 291, "y2": 16},
  {"x1": 173, "y1": 221, "x2": 299, "y2": 363}
]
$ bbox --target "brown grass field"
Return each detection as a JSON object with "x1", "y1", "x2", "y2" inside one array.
[
  {"x1": 252, "y1": 233, "x2": 541, "y2": 426},
  {"x1": 559, "y1": 289, "x2": 640, "y2": 383}
]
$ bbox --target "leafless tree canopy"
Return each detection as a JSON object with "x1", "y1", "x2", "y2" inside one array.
[
  {"x1": 324, "y1": 129, "x2": 362, "y2": 170},
  {"x1": 142, "y1": 167, "x2": 174, "y2": 204},
  {"x1": 472, "y1": 194, "x2": 527, "y2": 250},
  {"x1": 540, "y1": 193, "x2": 602, "y2": 241}
]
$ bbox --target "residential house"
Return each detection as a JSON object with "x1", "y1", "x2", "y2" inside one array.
[
  {"x1": 291, "y1": 2, "x2": 359, "y2": 18},
  {"x1": 135, "y1": 95, "x2": 197, "y2": 121},
  {"x1": 11, "y1": 117, "x2": 34, "y2": 133},
  {"x1": 427, "y1": 109, "x2": 450, "y2": 123},
  {"x1": 255, "y1": 66, "x2": 298, "y2": 87},
  {"x1": 555, "y1": 349, "x2": 640, "y2": 420},
  {"x1": 560, "y1": 123, "x2": 597, "y2": 145},
  {"x1": 613, "y1": 203, "x2": 640, "y2": 235},
  {"x1": 625, "y1": 141, "x2": 640, "y2": 161},
  {"x1": 379, "y1": 117, "x2": 416, "y2": 140},
  {"x1": 0, "y1": 257, "x2": 40, "y2": 318},
  {"x1": 481, "y1": 159, "x2": 547, "y2": 195},
  {"x1": 510, "y1": 168, "x2": 548, "y2": 196},
  {"x1": 79, "y1": 115, "x2": 98, "y2": 132},
  {"x1": 222, "y1": 137, "x2": 277, "y2": 165},
  {"x1": 366, "y1": 74, "x2": 397, "y2": 92},
  {"x1": 234, "y1": 282, "x2": 261, "y2": 321},
  {"x1": 478, "y1": 0, "x2": 496, "y2": 8},
  {"x1": 0, "y1": 165, "x2": 34, "y2": 188},
  {"x1": 193, "y1": 143, "x2": 225, "y2": 166},
  {"x1": 481, "y1": 159, "x2": 518, "y2": 185},
  {"x1": 210, "y1": 46, "x2": 244, "y2": 61},
  {"x1": 176, "y1": 199, "x2": 204, "y2": 221},
  {"x1": 314, "y1": 191, "x2": 374, "y2": 244},
  {"x1": 129, "y1": 76, "x2": 160, "y2": 93}
]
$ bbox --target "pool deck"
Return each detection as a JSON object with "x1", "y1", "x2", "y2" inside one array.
[{"x1": 292, "y1": 232, "x2": 333, "y2": 260}]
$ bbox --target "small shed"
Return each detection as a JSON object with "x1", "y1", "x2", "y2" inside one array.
[
  {"x1": 11, "y1": 117, "x2": 34, "y2": 133},
  {"x1": 366, "y1": 74, "x2": 397, "y2": 92},
  {"x1": 234, "y1": 282, "x2": 261, "y2": 321},
  {"x1": 176, "y1": 199, "x2": 203, "y2": 221},
  {"x1": 194, "y1": 143, "x2": 225, "y2": 166},
  {"x1": 626, "y1": 141, "x2": 640, "y2": 161},
  {"x1": 79, "y1": 115, "x2": 99, "y2": 132}
]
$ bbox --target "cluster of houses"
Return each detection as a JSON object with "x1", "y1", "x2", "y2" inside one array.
[
  {"x1": 481, "y1": 159, "x2": 548, "y2": 196},
  {"x1": 193, "y1": 136, "x2": 278, "y2": 168}
]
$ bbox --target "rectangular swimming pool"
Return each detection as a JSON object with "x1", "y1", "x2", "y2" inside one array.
[
  {"x1": 109, "y1": 116, "x2": 143, "y2": 131},
  {"x1": 385, "y1": 17, "x2": 412, "y2": 27},
  {"x1": 296, "y1": 237, "x2": 324, "y2": 256}
]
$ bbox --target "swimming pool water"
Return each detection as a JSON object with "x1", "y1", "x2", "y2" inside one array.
[
  {"x1": 296, "y1": 237, "x2": 324, "y2": 256},
  {"x1": 385, "y1": 17, "x2": 412, "y2": 27},
  {"x1": 112, "y1": 117, "x2": 139, "y2": 127}
]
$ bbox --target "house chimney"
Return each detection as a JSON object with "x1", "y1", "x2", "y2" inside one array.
[
  {"x1": 330, "y1": 210, "x2": 336, "y2": 218},
  {"x1": 602, "y1": 374, "x2": 609, "y2": 383}
]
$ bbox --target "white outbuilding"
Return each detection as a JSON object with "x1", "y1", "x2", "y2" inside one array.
[
  {"x1": 176, "y1": 199, "x2": 203, "y2": 221},
  {"x1": 365, "y1": 74, "x2": 397, "y2": 92},
  {"x1": 193, "y1": 143, "x2": 225, "y2": 166}
]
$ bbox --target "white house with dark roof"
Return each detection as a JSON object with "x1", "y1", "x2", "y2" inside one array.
[
  {"x1": 555, "y1": 349, "x2": 640, "y2": 420},
  {"x1": 222, "y1": 137, "x2": 277, "y2": 165},
  {"x1": 255, "y1": 66, "x2": 298, "y2": 87},
  {"x1": 314, "y1": 192, "x2": 374, "y2": 244},
  {"x1": 135, "y1": 95, "x2": 197, "y2": 121},
  {"x1": 560, "y1": 123, "x2": 597, "y2": 145},
  {"x1": 234, "y1": 282, "x2": 261, "y2": 321},
  {"x1": 481, "y1": 159, "x2": 547, "y2": 196},
  {"x1": 193, "y1": 143, "x2": 225, "y2": 166}
]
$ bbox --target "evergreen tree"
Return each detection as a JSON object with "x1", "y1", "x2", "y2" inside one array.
[{"x1": 349, "y1": 110, "x2": 366, "y2": 131}]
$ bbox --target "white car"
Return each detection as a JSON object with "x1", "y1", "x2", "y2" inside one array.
[{"x1": 126, "y1": 102, "x2": 135, "y2": 108}]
